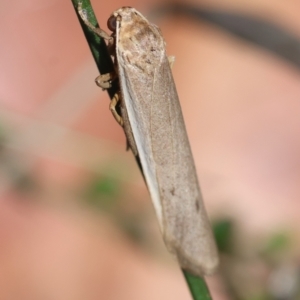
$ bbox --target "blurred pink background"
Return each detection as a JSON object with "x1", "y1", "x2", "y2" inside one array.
[{"x1": 1, "y1": 0, "x2": 300, "y2": 299}]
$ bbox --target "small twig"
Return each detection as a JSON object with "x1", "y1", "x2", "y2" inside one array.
[{"x1": 70, "y1": 0, "x2": 118, "y2": 99}]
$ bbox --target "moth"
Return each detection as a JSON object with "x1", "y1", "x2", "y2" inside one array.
[{"x1": 78, "y1": 4, "x2": 219, "y2": 276}]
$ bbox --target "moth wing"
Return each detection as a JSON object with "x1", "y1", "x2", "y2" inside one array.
[
  {"x1": 116, "y1": 32, "x2": 218, "y2": 276},
  {"x1": 151, "y1": 56, "x2": 219, "y2": 276}
]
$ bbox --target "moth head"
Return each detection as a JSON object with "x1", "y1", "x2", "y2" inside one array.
[
  {"x1": 107, "y1": 7, "x2": 133, "y2": 32},
  {"x1": 109, "y1": 7, "x2": 145, "y2": 30},
  {"x1": 107, "y1": 14, "x2": 117, "y2": 32}
]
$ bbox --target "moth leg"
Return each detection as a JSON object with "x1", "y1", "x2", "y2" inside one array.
[
  {"x1": 78, "y1": 2, "x2": 113, "y2": 44},
  {"x1": 95, "y1": 72, "x2": 117, "y2": 90},
  {"x1": 168, "y1": 56, "x2": 175, "y2": 68},
  {"x1": 109, "y1": 93, "x2": 124, "y2": 126}
]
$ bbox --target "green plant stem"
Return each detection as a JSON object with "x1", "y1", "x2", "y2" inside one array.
[
  {"x1": 70, "y1": 0, "x2": 118, "y2": 99},
  {"x1": 71, "y1": 1, "x2": 213, "y2": 299},
  {"x1": 183, "y1": 270, "x2": 213, "y2": 300}
]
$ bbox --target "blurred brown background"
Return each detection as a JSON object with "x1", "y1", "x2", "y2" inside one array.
[{"x1": 1, "y1": 0, "x2": 300, "y2": 299}]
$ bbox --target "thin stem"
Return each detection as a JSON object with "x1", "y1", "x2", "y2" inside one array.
[
  {"x1": 183, "y1": 270, "x2": 213, "y2": 300},
  {"x1": 70, "y1": 0, "x2": 118, "y2": 99}
]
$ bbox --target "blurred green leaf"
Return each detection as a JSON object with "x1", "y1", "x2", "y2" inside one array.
[
  {"x1": 245, "y1": 292, "x2": 269, "y2": 300},
  {"x1": 261, "y1": 231, "x2": 291, "y2": 262},
  {"x1": 117, "y1": 216, "x2": 146, "y2": 243},
  {"x1": 213, "y1": 219, "x2": 234, "y2": 253},
  {"x1": 84, "y1": 175, "x2": 121, "y2": 210}
]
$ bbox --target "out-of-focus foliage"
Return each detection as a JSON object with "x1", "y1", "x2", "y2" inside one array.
[
  {"x1": 213, "y1": 219, "x2": 300, "y2": 300},
  {"x1": 81, "y1": 173, "x2": 151, "y2": 245},
  {"x1": 84, "y1": 175, "x2": 121, "y2": 210},
  {"x1": 0, "y1": 123, "x2": 37, "y2": 194},
  {"x1": 213, "y1": 219, "x2": 234, "y2": 254}
]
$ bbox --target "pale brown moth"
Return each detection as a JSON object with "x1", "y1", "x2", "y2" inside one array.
[{"x1": 78, "y1": 4, "x2": 219, "y2": 276}]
